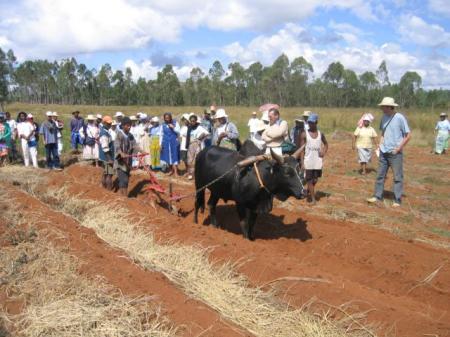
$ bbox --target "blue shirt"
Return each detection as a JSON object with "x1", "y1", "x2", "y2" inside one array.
[
  {"x1": 39, "y1": 120, "x2": 58, "y2": 144},
  {"x1": 379, "y1": 113, "x2": 410, "y2": 153}
]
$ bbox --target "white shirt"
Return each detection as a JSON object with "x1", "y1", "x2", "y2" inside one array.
[
  {"x1": 247, "y1": 117, "x2": 259, "y2": 132},
  {"x1": 190, "y1": 125, "x2": 209, "y2": 142},
  {"x1": 180, "y1": 125, "x2": 188, "y2": 151},
  {"x1": 17, "y1": 122, "x2": 36, "y2": 145},
  {"x1": 7, "y1": 120, "x2": 17, "y2": 140},
  {"x1": 304, "y1": 131, "x2": 323, "y2": 170},
  {"x1": 109, "y1": 128, "x2": 117, "y2": 142}
]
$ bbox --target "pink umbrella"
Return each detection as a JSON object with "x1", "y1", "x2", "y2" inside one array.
[{"x1": 259, "y1": 103, "x2": 280, "y2": 112}]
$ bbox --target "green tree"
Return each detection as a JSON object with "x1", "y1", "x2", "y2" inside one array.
[{"x1": 398, "y1": 71, "x2": 422, "y2": 107}]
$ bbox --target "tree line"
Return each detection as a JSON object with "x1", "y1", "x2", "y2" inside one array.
[{"x1": 1, "y1": 48, "x2": 449, "y2": 109}]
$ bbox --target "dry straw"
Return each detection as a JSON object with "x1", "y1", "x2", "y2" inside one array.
[
  {"x1": 1, "y1": 167, "x2": 374, "y2": 337},
  {"x1": 0, "y1": 189, "x2": 177, "y2": 337}
]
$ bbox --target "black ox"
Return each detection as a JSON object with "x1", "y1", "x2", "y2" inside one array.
[{"x1": 194, "y1": 145, "x2": 304, "y2": 240}]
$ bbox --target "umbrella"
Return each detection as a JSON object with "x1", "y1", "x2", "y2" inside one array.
[{"x1": 259, "y1": 103, "x2": 280, "y2": 112}]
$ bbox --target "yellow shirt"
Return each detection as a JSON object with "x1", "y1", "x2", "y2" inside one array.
[{"x1": 354, "y1": 126, "x2": 377, "y2": 149}]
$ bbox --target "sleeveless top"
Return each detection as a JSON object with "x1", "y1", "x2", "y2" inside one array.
[{"x1": 304, "y1": 131, "x2": 323, "y2": 170}]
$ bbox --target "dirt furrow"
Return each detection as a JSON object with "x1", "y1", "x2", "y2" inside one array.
[
  {"x1": 3, "y1": 183, "x2": 250, "y2": 337},
  {"x1": 54, "y1": 164, "x2": 450, "y2": 337}
]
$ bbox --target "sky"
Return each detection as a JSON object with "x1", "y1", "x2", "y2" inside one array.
[{"x1": 0, "y1": 0, "x2": 449, "y2": 89}]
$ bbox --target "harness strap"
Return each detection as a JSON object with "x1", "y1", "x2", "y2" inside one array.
[{"x1": 253, "y1": 162, "x2": 271, "y2": 194}]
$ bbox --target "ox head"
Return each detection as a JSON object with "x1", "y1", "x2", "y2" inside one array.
[{"x1": 265, "y1": 148, "x2": 305, "y2": 201}]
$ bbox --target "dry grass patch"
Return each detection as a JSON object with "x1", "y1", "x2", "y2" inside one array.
[
  {"x1": 0, "y1": 163, "x2": 375, "y2": 337},
  {"x1": 0, "y1": 190, "x2": 177, "y2": 337}
]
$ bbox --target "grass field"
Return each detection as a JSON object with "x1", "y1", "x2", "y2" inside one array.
[{"x1": 4, "y1": 103, "x2": 444, "y2": 155}]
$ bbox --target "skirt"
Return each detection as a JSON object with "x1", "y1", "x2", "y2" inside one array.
[
  {"x1": 358, "y1": 148, "x2": 372, "y2": 163},
  {"x1": 140, "y1": 135, "x2": 151, "y2": 166},
  {"x1": 435, "y1": 130, "x2": 448, "y2": 154},
  {"x1": 83, "y1": 143, "x2": 99, "y2": 160},
  {"x1": 150, "y1": 135, "x2": 161, "y2": 168},
  {"x1": 187, "y1": 141, "x2": 202, "y2": 174}
]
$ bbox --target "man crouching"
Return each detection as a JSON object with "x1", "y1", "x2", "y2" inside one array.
[{"x1": 114, "y1": 117, "x2": 141, "y2": 197}]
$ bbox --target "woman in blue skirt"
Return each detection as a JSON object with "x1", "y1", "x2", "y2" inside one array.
[{"x1": 161, "y1": 112, "x2": 180, "y2": 176}]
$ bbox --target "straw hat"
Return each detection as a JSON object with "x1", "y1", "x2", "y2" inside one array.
[
  {"x1": 115, "y1": 111, "x2": 124, "y2": 117},
  {"x1": 302, "y1": 111, "x2": 311, "y2": 117},
  {"x1": 96, "y1": 113, "x2": 102, "y2": 119},
  {"x1": 378, "y1": 97, "x2": 398, "y2": 107},
  {"x1": 86, "y1": 114, "x2": 96, "y2": 121},
  {"x1": 215, "y1": 108, "x2": 228, "y2": 119},
  {"x1": 294, "y1": 117, "x2": 305, "y2": 123},
  {"x1": 52, "y1": 111, "x2": 59, "y2": 117},
  {"x1": 151, "y1": 116, "x2": 159, "y2": 123},
  {"x1": 46, "y1": 111, "x2": 53, "y2": 117},
  {"x1": 130, "y1": 115, "x2": 137, "y2": 121},
  {"x1": 250, "y1": 120, "x2": 267, "y2": 133},
  {"x1": 440, "y1": 112, "x2": 447, "y2": 117},
  {"x1": 181, "y1": 113, "x2": 191, "y2": 121},
  {"x1": 111, "y1": 120, "x2": 117, "y2": 126}
]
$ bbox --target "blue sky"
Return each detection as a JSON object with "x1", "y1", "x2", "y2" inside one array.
[{"x1": 0, "y1": 0, "x2": 449, "y2": 88}]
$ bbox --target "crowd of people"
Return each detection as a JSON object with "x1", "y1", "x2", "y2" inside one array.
[{"x1": 0, "y1": 98, "x2": 448, "y2": 206}]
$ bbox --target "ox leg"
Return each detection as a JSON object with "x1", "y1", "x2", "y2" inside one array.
[
  {"x1": 208, "y1": 194, "x2": 219, "y2": 228},
  {"x1": 246, "y1": 210, "x2": 258, "y2": 241},
  {"x1": 236, "y1": 204, "x2": 249, "y2": 239}
]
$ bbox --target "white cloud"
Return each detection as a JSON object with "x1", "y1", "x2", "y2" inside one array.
[
  {"x1": 398, "y1": 14, "x2": 450, "y2": 47},
  {"x1": 222, "y1": 23, "x2": 450, "y2": 88},
  {"x1": 429, "y1": 0, "x2": 450, "y2": 17},
  {"x1": 124, "y1": 60, "x2": 159, "y2": 81},
  {"x1": 0, "y1": 0, "x2": 379, "y2": 58},
  {"x1": 123, "y1": 59, "x2": 193, "y2": 81}
]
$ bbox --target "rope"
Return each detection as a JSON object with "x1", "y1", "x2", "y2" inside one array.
[{"x1": 170, "y1": 164, "x2": 239, "y2": 201}]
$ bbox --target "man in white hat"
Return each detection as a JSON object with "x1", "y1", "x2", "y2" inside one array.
[
  {"x1": 212, "y1": 108, "x2": 240, "y2": 150},
  {"x1": 39, "y1": 111, "x2": 61, "y2": 170},
  {"x1": 96, "y1": 114, "x2": 103, "y2": 128},
  {"x1": 52, "y1": 112, "x2": 64, "y2": 155},
  {"x1": 367, "y1": 97, "x2": 411, "y2": 207},
  {"x1": 303, "y1": 111, "x2": 311, "y2": 131},
  {"x1": 290, "y1": 117, "x2": 305, "y2": 148},
  {"x1": 247, "y1": 111, "x2": 259, "y2": 138},
  {"x1": 115, "y1": 111, "x2": 124, "y2": 127}
]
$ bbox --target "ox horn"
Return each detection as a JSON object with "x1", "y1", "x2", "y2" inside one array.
[
  {"x1": 270, "y1": 148, "x2": 284, "y2": 164},
  {"x1": 292, "y1": 144, "x2": 305, "y2": 160}
]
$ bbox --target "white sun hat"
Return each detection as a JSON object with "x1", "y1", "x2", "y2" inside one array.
[
  {"x1": 86, "y1": 114, "x2": 96, "y2": 121},
  {"x1": 215, "y1": 108, "x2": 228, "y2": 119},
  {"x1": 378, "y1": 97, "x2": 398, "y2": 107},
  {"x1": 27, "y1": 113, "x2": 33, "y2": 119},
  {"x1": 181, "y1": 113, "x2": 191, "y2": 121},
  {"x1": 140, "y1": 113, "x2": 148, "y2": 120},
  {"x1": 302, "y1": 110, "x2": 311, "y2": 117},
  {"x1": 46, "y1": 111, "x2": 53, "y2": 117},
  {"x1": 130, "y1": 115, "x2": 137, "y2": 121},
  {"x1": 151, "y1": 116, "x2": 159, "y2": 123},
  {"x1": 52, "y1": 111, "x2": 59, "y2": 117},
  {"x1": 115, "y1": 111, "x2": 124, "y2": 117},
  {"x1": 111, "y1": 120, "x2": 117, "y2": 126},
  {"x1": 261, "y1": 110, "x2": 269, "y2": 122},
  {"x1": 96, "y1": 113, "x2": 103, "y2": 119}
]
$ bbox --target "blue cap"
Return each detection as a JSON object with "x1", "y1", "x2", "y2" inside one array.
[{"x1": 307, "y1": 113, "x2": 318, "y2": 123}]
